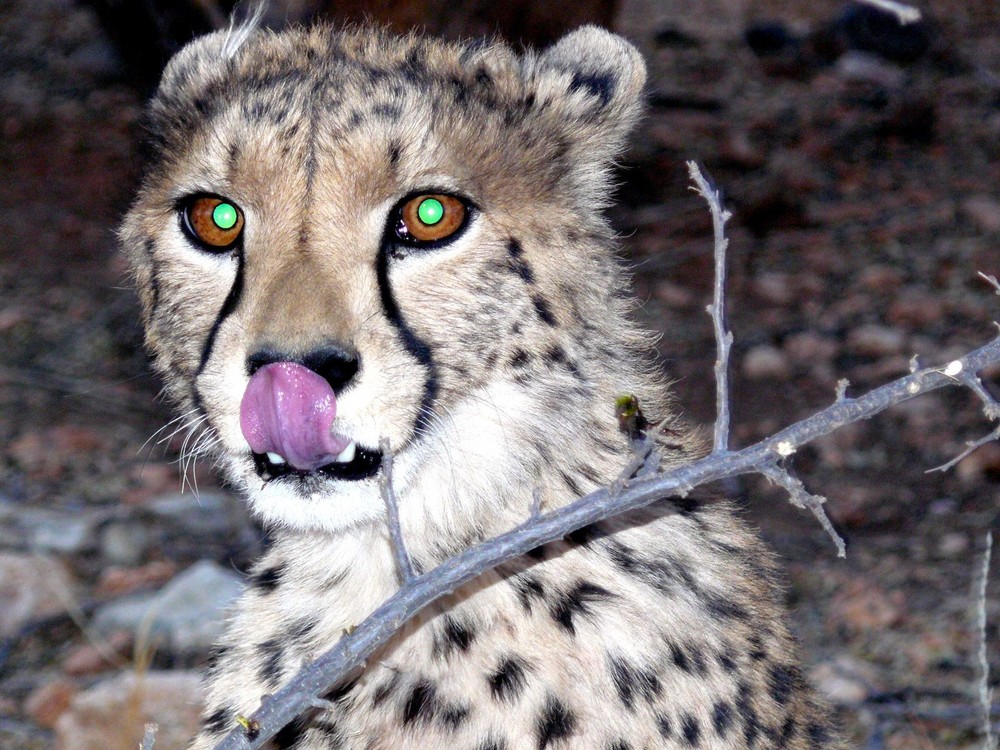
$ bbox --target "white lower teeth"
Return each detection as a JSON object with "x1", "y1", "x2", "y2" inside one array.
[
  {"x1": 266, "y1": 451, "x2": 286, "y2": 465},
  {"x1": 335, "y1": 441, "x2": 356, "y2": 464}
]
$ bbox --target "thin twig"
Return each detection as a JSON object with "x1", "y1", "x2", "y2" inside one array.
[
  {"x1": 210, "y1": 334, "x2": 1000, "y2": 750},
  {"x1": 688, "y1": 161, "x2": 733, "y2": 454},
  {"x1": 378, "y1": 438, "x2": 417, "y2": 583},
  {"x1": 975, "y1": 531, "x2": 995, "y2": 750},
  {"x1": 758, "y1": 462, "x2": 845, "y2": 557},
  {"x1": 858, "y1": 0, "x2": 922, "y2": 24},
  {"x1": 928, "y1": 425, "x2": 1000, "y2": 474}
]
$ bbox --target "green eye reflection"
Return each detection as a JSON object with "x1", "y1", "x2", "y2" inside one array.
[
  {"x1": 416, "y1": 198, "x2": 444, "y2": 226},
  {"x1": 212, "y1": 202, "x2": 239, "y2": 230}
]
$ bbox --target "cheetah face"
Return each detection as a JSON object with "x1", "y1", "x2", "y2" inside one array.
[{"x1": 121, "y1": 25, "x2": 646, "y2": 534}]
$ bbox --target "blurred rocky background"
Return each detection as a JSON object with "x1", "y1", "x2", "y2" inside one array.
[{"x1": 1, "y1": 0, "x2": 999, "y2": 747}]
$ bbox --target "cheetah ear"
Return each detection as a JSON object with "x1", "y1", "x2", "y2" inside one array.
[{"x1": 534, "y1": 26, "x2": 647, "y2": 165}]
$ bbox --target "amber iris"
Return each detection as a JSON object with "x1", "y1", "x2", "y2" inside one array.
[
  {"x1": 398, "y1": 194, "x2": 466, "y2": 243},
  {"x1": 184, "y1": 196, "x2": 244, "y2": 249}
]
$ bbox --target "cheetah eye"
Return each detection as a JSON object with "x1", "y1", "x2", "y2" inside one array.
[
  {"x1": 181, "y1": 195, "x2": 245, "y2": 250},
  {"x1": 394, "y1": 194, "x2": 468, "y2": 246}
]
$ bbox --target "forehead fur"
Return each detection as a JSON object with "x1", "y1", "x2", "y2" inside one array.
[{"x1": 142, "y1": 25, "x2": 646, "y2": 199}]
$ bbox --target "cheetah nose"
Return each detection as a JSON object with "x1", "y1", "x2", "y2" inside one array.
[{"x1": 239, "y1": 362, "x2": 352, "y2": 471}]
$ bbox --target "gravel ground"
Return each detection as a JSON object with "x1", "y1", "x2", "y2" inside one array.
[{"x1": 1, "y1": 1, "x2": 998, "y2": 748}]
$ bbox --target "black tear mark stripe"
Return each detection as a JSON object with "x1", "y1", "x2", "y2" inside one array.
[
  {"x1": 375, "y1": 249, "x2": 439, "y2": 434},
  {"x1": 196, "y1": 247, "x2": 245, "y2": 378}
]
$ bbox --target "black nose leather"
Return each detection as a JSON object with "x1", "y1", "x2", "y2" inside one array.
[{"x1": 247, "y1": 344, "x2": 360, "y2": 394}]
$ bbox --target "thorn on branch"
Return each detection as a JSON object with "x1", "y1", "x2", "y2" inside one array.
[
  {"x1": 379, "y1": 437, "x2": 418, "y2": 583},
  {"x1": 835, "y1": 379, "x2": 850, "y2": 402},
  {"x1": 759, "y1": 462, "x2": 846, "y2": 558},
  {"x1": 687, "y1": 160, "x2": 733, "y2": 455}
]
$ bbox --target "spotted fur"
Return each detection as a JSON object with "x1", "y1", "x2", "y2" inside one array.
[{"x1": 121, "y1": 23, "x2": 844, "y2": 750}]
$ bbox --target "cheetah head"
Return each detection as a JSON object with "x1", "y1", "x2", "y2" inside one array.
[{"x1": 121, "y1": 24, "x2": 652, "y2": 537}]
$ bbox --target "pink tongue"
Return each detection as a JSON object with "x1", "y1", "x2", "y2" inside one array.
[{"x1": 240, "y1": 362, "x2": 351, "y2": 471}]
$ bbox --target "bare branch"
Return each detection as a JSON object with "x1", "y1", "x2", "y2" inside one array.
[
  {"x1": 758, "y1": 462, "x2": 845, "y2": 557},
  {"x1": 379, "y1": 437, "x2": 417, "y2": 583},
  {"x1": 928, "y1": 425, "x2": 1000, "y2": 474},
  {"x1": 687, "y1": 161, "x2": 733, "y2": 453},
  {"x1": 980, "y1": 271, "x2": 1000, "y2": 294},
  {"x1": 857, "y1": 0, "x2": 922, "y2": 24},
  {"x1": 975, "y1": 531, "x2": 995, "y2": 750},
  {"x1": 210, "y1": 334, "x2": 1000, "y2": 750}
]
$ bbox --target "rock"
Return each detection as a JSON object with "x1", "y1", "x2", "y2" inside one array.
[
  {"x1": 742, "y1": 344, "x2": 791, "y2": 380},
  {"x1": 24, "y1": 678, "x2": 77, "y2": 729},
  {"x1": 831, "y1": 579, "x2": 904, "y2": 633},
  {"x1": 62, "y1": 630, "x2": 132, "y2": 676},
  {"x1": 93, "y1": 560, "x2": 244, "y2": 655},
  {"x1": 835, "y1": 50, "x2": 904, "y2": 89},
  {"x1": 962, "y1": 194, "x2": 1000, "y2": 233},
  {"x1": 95, "y1": 561, "x2": 178, "y2": 598},
  {"x1": 148, "y1": 491, "x2": 246, "y2": 537},
  {"x1": 0, "y1": 501, "x2": 100, "y2": 554},
  {"x1": 809, "y1": 655, "x2": 880, "y2": 706},
  {"x1": 937, "y1": 532, "x2": 969, "y2": 558},
  {"x1": 847, "y1": 324, "x2": 905, "y2": 357},
  {"x1": 752, "y1": 272, "x2": 794, "y2": 306},
  {"x1": 99, "y1": 521, "x2": 150, "y2": 566},
  {"x1": 53, "y1": 670, "x2": 203, "y2": 750},
  {"x1": 0, "y1": 552, "x2": 76, "y2": 637}
]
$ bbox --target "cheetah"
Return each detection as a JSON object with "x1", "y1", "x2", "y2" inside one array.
[{"x1": 121, "y1": 18, "x2": 845, "y2": 750}]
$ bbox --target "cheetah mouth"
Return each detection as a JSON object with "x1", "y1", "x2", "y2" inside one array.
[{"x1": 251, "y1": 443, "x2": 383, "y2": 483}]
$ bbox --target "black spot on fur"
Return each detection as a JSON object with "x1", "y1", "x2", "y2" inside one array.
[
  {"x1": 748, "y1": 634, "x2": 767, "y2": 660},
  {"x1": 388, "y1": 141, "x2": 402, "y2": 166},
  {"x1": 488, "y1": 656, "x2": 530, "y2": 703},
  {"x1": 257, "y1": 638, "x2": 283, "y2": 686},
  {"x1": 717, "y1": 647, "x2": 738, "y2": 673},
  {"x1": 506, "y1": 239, "x2": 535, "y2": 283},
  {"x1": 532, "y1": 295, "x2": 557, "y2": 326},
  {"x1": 536, "y1": 695, "x2": 576, "y2": 749},
  {"x1": 512, "y1": 574, "x2": 546, "y2": 611},
  {"x1": 559, "y1": 470, "x2": 583, "y2": 497},
  {"x1": 440, "y1": 615, "x2": 476, "y2": 656},
  {"x1": 510, "y1": 349, "x2": 531, "y2": 369},
  {"x1": 565, "y1": 522, "x2": 606, "y2": 547},
  {"x1": 550, "y1": 581, "x2": 614, "y2": 634},
  {"x1": 681, "y1": 714, "x2": 701, "y2": 746},
  {"x1": 712, "y1": 701, "x2": 733, "y2": 736},
  {"x1": 403, "y1": 680, "x2": 437, "y2": 725},
  {"x1": 440, "y1": 703, "x2": 470, "y2": 730},
  {"x1": 476, "y1": 737, "x2": 507, "y2": 750},
  {"x1": 569, "y1": 71, "x2": 616, "y2": 107},
  {"x1": 204, "y1": 706, "x2": 230, "y2": 734},
  {"x1": 322, "y1": 677, "x2": 358, "y2": 703},
  {"x1": 736, "y1": 682, "x2": 760, "y2": 745},
  {"x1": 608, "y1": 741, "x2": 631, "y2": 750},
  {"x1": 608, "y1": 655, "x2": 660, "y2": 709},
  {"x1": 704, "y1": 591, "x2": 752, "y2": 622},
  {"x1": 807, "y1": 722, "x2": 829, "y2": 748},
  {"x1": 656, "y1": 714, "x2": 672, "y2": 738},
  {"x1": 287, "y1": 618, "x2": 317, "y2": 642},
  {"x1": 251, "y1": 564, "x2": 283, "y2": 593},
  {"x1": 372, "y1": 102, "x2": 402, "y2": 120},
  {"x1": 769, "y1": 664, "x2": 799, "y2": 705},
  {"x1": 781, "y1": 717, "x2": 797, "y2": 741},
  {"x1": 372, "y1": 672, "x2": 401, "y2": 707},
  {"x1": 475, "y1": 67, "x2": 493, "y2": 86},
  {"x1": 272, "y1": 717, "x2": 309, "y2": 749}
]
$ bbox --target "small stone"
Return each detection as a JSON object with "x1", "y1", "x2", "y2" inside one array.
[
  {"x1": 53, "y1": 671, "x2": 203, "y2": 750},
  {"x1": 99, "y1": 521, "x2": 150, "y2": 566},
  {"x1": 93, "y1": 560, "x2": 244, "y2": 655},
  {"x1": 937, "y1": 532, "x2": 969, "y2": 558},
  {"x1": 847, "y1": 324, "x2": 905, "y2": 357},
  {"x1": 962, "y1": 194, "x2": 1000, "y2": 233},
  {"x1": 0, "y1": 552, "x2": 76, "y2": 637},
  {"x1": 752, "y1": 272, "x2": 794, "y2": 306},
  {"x1": 831, "y1": 579, "x2": 904, "y2": 633},
  {"x1": 809, "y1": 655, "x2": 879, "y2": 706},
  {"x1": 62, "y1": 630, "x2": 132, "y2": 676},
  {"x1": 95, "y1": 561, "x2": 178, "y2": 598},
  {"x1": 742, "y1": 344, "x2": 790, "y2": 380},
  {"x1": 24, "y1": 679, "x2": 77, "y2": 729}
]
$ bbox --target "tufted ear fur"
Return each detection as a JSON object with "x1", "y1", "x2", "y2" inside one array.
[{"x1": 531, "y1": 26, "x2": 647, "y2": 171}]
